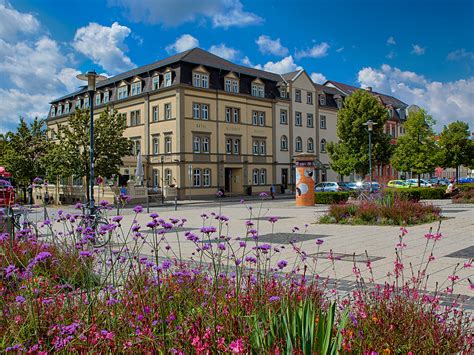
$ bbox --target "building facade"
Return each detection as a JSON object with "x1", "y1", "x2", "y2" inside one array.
[{"x1": 47, "y1": 48, "x2": 409, "y2": 198}]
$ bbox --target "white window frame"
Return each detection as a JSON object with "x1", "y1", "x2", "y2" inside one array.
[
  {"x1": 57, "y1": 105, "x2": 63, "y2": 115},
  {"x1": 252, "y1": 140, "x2": 259, "y2": 155},
  {"x1": 233, "y1": 139, "x2": 240, "y2": 154},
  {"x1": 152, "y1": 136, "x2": 160, "y2": 155},
  {"x1": 307, "y1": 113, "x2": 314, "y2": 128},
  {"x1": 226, "y1": 138, "x2": 232, "y2": 154},
  {"x1": 307, "y1": 92, "x2": 313, "y2": 105},
  {"x1": 165, "y1": 136, "x2": 172, "y2": 153},
  {"x1": 75, "y1": 100, "x2": 81, "y2": 109},
  {"x1": 103, "y1": 91, "x2": 109, "y2": 103},
  {"x1": 280, "y1": 110, "x2": 287, "y2": 124},
  {"x1": 320, "y1": 115, "x2": 326, "y2": 129},
  {"x1": 51, "y1": 107, "x2": 56, "y2": 117},
  {"x1": 201, "y1": 104, "x2": 208, "y2": 120},
  {"x1": 117, "y1": 86, "x2": 128, "y2": 100},
  {"x1": 193, "y1": 72, "x2": 201, "y2": 87},
  {"x1": 232, "y1": 80, "x2": 239, "y2": 93},
  {"x1": 233, "y1": 108, "x2": 239, "y2": 123},
  {"x1": 193, "y1": 168, "x2": 201, "y2": 187},
  {"x1": 252, "y1": 84, "x2": 264, "y2": 98},
  {"x1": 295, "y1": 137, "x2": 302, "y2": 152},
  {"x1": 95, "y1": 94, "x2": 101, "y2": 106},
  {"x1": 203, "y1": 169, "x2": 211, "y2": 187},
  {"x1": 165, "y1": 103, "x2": 171, "y2": 120},
  {"x1": 252, "y1": 111, "x2": 258, "y2": 125},
  {"x1": 225, "y1": 79, "x2": 231, "y2": 92},
  {"x1": 259, "y1": 141, "x2": 266, "y2": 155},
  {"x1": 225, "y1": 107, "x2": 231, "y2": 122},
  {"x1": 130, "y1": 110, "x2": 141, "y2": 126},
  {"x1": 152, "y1": 106, "x2": 159, "y2": 122},
  {"x1": 152, "y1": 76, "x2": 160, "y2": 90},
  {"x1": 202, "y1": 137, "x2": 209, "y2": 153},
  {"x1": 165, "y1": 169, "x2": 172, "y2": 186},
  {"x1": 201, "y1": 74, "x2": 209, "y2": 89},
  {"x1": 193, "y1": 136, "x2": 201, "y2": 153},
  {"x1": 260, "y1": 169, "x2": 266, "y2": 185},
  {"x1": 164, "y1": 72, "x2": 172, "y2": 87},
  {"x1": 319, "y1": 95, "x2": 326, "y2": 106},
  {"x1": 258, "y1": 112, "x2": 265, "y2": 126},
  {"x1": 280, "y1": 135, "x2": 288, "y2": 150},
  {"x1": 253, "y1": 169, "x2": 259, "y2": 185},
  {"x1": 84, "y1": 98, "x2": 90, "y2": 109},
  {"x1": 320, "y1": 139, "x2": 327, "y2": 153},
  {"x1": 131, "y1": 81, "x2": 142, "y2": 96},
  {"x1": 152, "y1": 169, "x2": 159, "y2": 187},
  {"x1": 295, "y1": 90, "x2": 301, "y2": 102},
  {"x1": 295, "y1": 112, "x2": 302, "y2": 126},
  {"x1": 193, "y1": 103, "x2": 200, "y2": 119},
  {"x1": 307, "y1": 138, "x2": 314, "y2": 152}
]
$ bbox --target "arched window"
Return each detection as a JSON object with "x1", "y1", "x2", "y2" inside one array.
[
  {"x1": 193, "y1": 136, "x2": 201, "y2": 153},
  {"x1": 193, "y1": 169, "x2": 201, "y2": 187},
  {"x1": 252, "y1": 169, "x2": 259, "y2": 185},
  {"x1": 295, "y1": 136, "x2": 302, "y2": 152},
  {"x1": 320, "y1": 139, "x2": 327, "y2": 153},
  {"x1": 307, "y1": 138, "x2": 314, "y2": 152},
  {"x1": 260, "y1": 169, "x2": 266, "y2": 185},
  {"x1": 203, "y1": 169, "x2": 211, "y2": 186},
  {"x1": 280, "y1": 135, "x2": 288, "y2": 150}
]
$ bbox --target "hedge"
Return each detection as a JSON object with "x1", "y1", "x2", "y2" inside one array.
[
  {"x1": 384, "y1": 187, "x2": 447, "y2": 200},
  {"x1": 314, "y1": 192, "x2": 351, "y2": 204}
]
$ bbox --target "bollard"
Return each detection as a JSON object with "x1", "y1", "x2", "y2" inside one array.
[{"x1": 174, "y1": 196, "x2": 178, "y2": 211}]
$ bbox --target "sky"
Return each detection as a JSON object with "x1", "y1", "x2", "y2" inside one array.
[{"x1": 1, "y1": 0, "x2": 473, "y2": 133}]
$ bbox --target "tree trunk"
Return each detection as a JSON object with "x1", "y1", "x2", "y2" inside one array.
[
  {"x1": 456, "y1": 166, "x2": 459, "y2": 182},
  {"x1": 418, "y1": 174, "x2": 421, "y2": 187}
]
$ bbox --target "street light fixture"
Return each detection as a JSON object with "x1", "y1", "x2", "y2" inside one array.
[
  {"x1": 362, "y1": 120, "x2": 378, "y2": 192},
  {"x1": 76, "y1": 70, "x2": 107, "y2": 212}
]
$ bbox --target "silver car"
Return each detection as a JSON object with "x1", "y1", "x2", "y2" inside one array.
[{"x1": 314, "y1": 182, "x2": 343, "y2": 192}]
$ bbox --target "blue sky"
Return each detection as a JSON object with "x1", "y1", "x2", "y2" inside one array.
[{"x1": 1, "y1": 0, "x2": 473, "y2": 132}]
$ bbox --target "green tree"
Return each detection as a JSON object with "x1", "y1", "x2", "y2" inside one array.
[
  {"x1": 57, "y1": 107, "x2": 132, "y2": 201},
  {"x1": 327, "y1": 90, "x2": 393, "y2": 177},
  {"x1": 2, "y1": 118, "x2": 50, "y2": 188},
  {"x1": 391, "y1": 109, "x2": 439, "y2": 186},
  {"x1": 437, "y1": 121, "x2": 474, "y2": 180}
]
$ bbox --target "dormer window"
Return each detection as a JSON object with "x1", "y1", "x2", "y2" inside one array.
[
  {"x1": 131, "y1": 81, "x2": 142, "y2": 96},
  {"x1": 194, "y1": 72, "x2": 201, "y2": 87},
  {"x1": 280, "y1": 87, "x2": 286, "y2": 98},
  {"x1": 75, "y1": 100, "x2": 81, "y2": 109},
  {"x1": 57, "y1": 105, "x2": 62, "y2": 115},
  {"x1": 334, "y1": 95, "x2": 343, "y2": 109},
  {"x1": 319, "y1": 94, "x2": 326, "y2": 106},
  {"x1": 117, "y1": 86, "x2": 128, "y2": 100},
  {"x1": 224, "y1": 74, "x2": 239, "y2": 94},
  {"x1": 51, "y1": 106, "x2": 56, "y2": 117},
  {"x1": 84, "y1": 97, "x2": 90, "y2": 108},
  {"x1": 387, "y1": 107, "x2": 393, "y2": 118},
  {"x1": 95, "y1": 93, "x2": 101, "y2": 106},
  {"x1": 164, "y1": 72, "x2": 172, "y2": 87},
  {"x1": 103, "y1": 91, "x2": 109, "y2": 103},
  {"x1": 64, "y1": 103, "x2": 70, "y2": 113},
  {"x1": 152, "y1": 76, "x2": 159, "y2": 90},
  {"x1": 252, "y1": 83, "x2": 265, "y2": 98},
  {"x1": 193, "y1": 68, "x2": 209, "y2": 89}
]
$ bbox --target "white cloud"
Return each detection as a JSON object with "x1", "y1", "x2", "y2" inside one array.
[
  {"x1": 256, "y1": 35, "x2": 288, "y2": 56},
  {"x1": 256, "y1": 55, "x2": 302, "y2": 74},
  {"x1": 295, "y1": 42, "x2": 330, "y2": 59},
  {"x1": 336, "y1": 47, "x2": 344, "y2": 53},
  {"x1": 310, "y1": 72, "x2": 327, "y2": 84},
  {"x1": 108, "y1": 0, "x2": 262, "y2": 28},
  {"x1": 447, "y1": 48, "x2": 474, "y2": 61},
  {"x1": 73, "y1": 22, "x2": 136, "y2": 74},
  {"x1": 0, "y1": 0, "x2": 40, "y2": 40},
  {"x1": 386, "y1": 50, "x2": 396, "y2": 59},
  {"x1": 165, "y1": 34, "x2": 199, "y2": 54},
  {"x1": 357, "y1": 64, "x2": 474, "y2": 129},
  {"x1": 209, "y1": 43, "x2": 238, "y2": 60},
  {"x1": 411, "y1": 44, "x2": 425, "y2": 55},
  {"x1": 386, "y1": 36, "x2": 396, "y2": 45},
  {"x1": 241, "y1": 56, "x2": 253, "y2": 67}
]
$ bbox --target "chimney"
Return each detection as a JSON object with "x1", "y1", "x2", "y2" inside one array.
[{"x1": 366, "y1": 86, "x2": 373, "y2": 92}]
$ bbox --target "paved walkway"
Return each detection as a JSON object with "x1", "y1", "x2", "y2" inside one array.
[{"x1": 33, "y1": 198, "x2": 474, "y2": 307}]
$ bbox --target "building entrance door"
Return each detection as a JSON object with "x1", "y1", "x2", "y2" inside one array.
[{"x1": 225, "y1": 168, "x2": 232, "y2": 192}]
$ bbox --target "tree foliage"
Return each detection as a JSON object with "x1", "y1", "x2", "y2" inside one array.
[
  {"x1": 1, "y1": 118, "x2": 50, "y2": 186},
  {"x1": 391, "y1": 109, "x2": 439, "y2": 184},
  {"x1": 437, "y1": 121, "x2": 474, "y2": 173},
  {"x1": 56, "y1": 107, "x2": 132, "y2": 183},
  {"x1": 327, "y1": 90, "x2": 393, "y2": 176}
]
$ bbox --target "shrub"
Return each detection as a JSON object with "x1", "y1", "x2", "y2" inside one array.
[
  {"x1": 315, "y1": 192, "x2": 351, "y2": 204},
  {"x1": 452, "y1": 189, "x2": 474, "y2": 204},
  {"x1": 320, "y1": 199, "x2": 441, "y2": 226},
  {"x1": 458, "y1": 183, "x2": 474, "y2": 192},
  {"x1": 417, "y1": 187, "x2": 447, "y2": 199},
  {"x1": 384, "y1": 189, "x2": 422, "y2": 202}
]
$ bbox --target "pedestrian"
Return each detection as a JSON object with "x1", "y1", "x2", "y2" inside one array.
[
  {"x1": 270, "y1": 185, "x2": 275, "y2": 199},
  {"x1": 44, "y1": 191, "x2": 50, "y2": 205}
]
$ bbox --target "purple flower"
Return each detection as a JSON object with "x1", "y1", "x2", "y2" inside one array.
[
  {"x1": 133, "y1": 205, "x2": 143, "y2": 213},
  {"x1": 161, "y1": 259, "x2": 172, "y2": 270},
  {"x1": 245, "y1": 256, "x2": 257, "y2": 264},
  {"x1": 150, "y1": 213, "x2": 159, "y2": 218},
  {"x1": 146, "y1": 221, "x2": 157, "y2": 228},
  {"x1": 79, "y1": 251, "x2": 93, "y2": 258},
  {"x1": 239, "y1": 241, "x2": 247, "y2": 248},
  {"x1": 131, "y1": 224, "x2": 141, "y2": 232},
  {"x1": 269, "y1": 296, "x2": 280, "y2": 302},
  {"x1": 218, "y1": 243, "x2": 226, "y2": 251},
  {"x1": 99, "y1": 200, "x2": 109, "y2": 207},
  {"x1": 259, "y1": 192, "x2": 268, "y2": 198},
  {"x1": 200, "y1": 226, "x2": 216, "y2": 234},
  {"x1": 277, "y1": 260, "x2": 288, "y2": 269},
  {"x1": 4, "y1": 264, "x2": 17, "y2": 278},
  {"x1": 16, "y1": 295, "x2": 26, "y2": 304},
  {"x1": 112, "y1": 215, "x2": 123, "y2": 223},
  {"x1": 35, "y1": 251, "x2": 52, "y2": 262},
  {"x1": 268, "y1": 216, "x2": 279, "y2": 223},
  {"x1": 74, "y1": 202, "x2": 83, "y2": 210},
  {"x1": 316, "y1": 239, "x2": 324, "y2": 245}
]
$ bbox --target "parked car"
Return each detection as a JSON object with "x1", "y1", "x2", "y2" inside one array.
[
  {"x1": 362, "y1": 182, "x2": 381, "y2": 192},
  {"x1": 406, "y1": 178, "x2": 432, "y2": 187},
  {"x1": 459, "y1": 177, "x2": 474, "y2": 184},
  {"x1": 387, "y1": 180, "x2": 410, "y2": 188},
  {"x1": 429, "y1": 177, "x2": 449, "y2": 186},
  {"x1": 336, "y1": 182, "x2": 355, "y2": 191},
  {"x1": 314, "y1": 182, "x2": 345, "y2": 192}
]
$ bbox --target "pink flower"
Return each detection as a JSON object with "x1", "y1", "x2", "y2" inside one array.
[
  {"x1": 228, "y1": 338, "x2": 245, "y2": 353},
  {"x1": 448, "y1": 275, "x2": 459, "y2": 282}
]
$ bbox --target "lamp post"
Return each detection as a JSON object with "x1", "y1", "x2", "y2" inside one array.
[
  {"x1": 362, "y1": 120, "x2": 377, "y2": 192},
  {"x1": 161, "y1": 155, "x2": 164, "y2": 205},
  {"x1": 76, "y1": 71, "x2": 106, "y2": 212}
]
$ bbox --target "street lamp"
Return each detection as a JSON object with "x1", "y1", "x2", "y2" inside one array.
[
  {"x1": 76, "y1": 70, "x2": 107, "y2": 212},
  {"x1": 161, "y1": 155, "x2": 165, "y2": 205},
  {"x1": 362, "y1": 120, "x2": 377, "y2": 192}
]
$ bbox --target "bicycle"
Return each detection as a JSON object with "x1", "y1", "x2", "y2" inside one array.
[{"x1": 79, "y1": 204, "x2": 113, "y2": 248}]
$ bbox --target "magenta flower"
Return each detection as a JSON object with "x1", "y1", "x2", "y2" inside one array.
[
  {"x1": 15, "y1": 295, "x2": 26, "y2": 304},
  {"x1": 200, "y1": 226, "x2": 216, "y2": 234},
  {"x1": 268, "y1": 216, "x2": 279, "y2": 223},
  {"x1": 112, "y1": 215, "x2": 123, "y2": 223},
  {"x1": 277, "y1": 260, "x2": 288, "y2": 269},
  {"x1": 268, "y1": 296, "x2": 280, "y2": 302},
  {"x1": 316, "y1": 239, "x2": 324, "y2": 245},
  {"x1": 133, "y1": 205, "x2": 143, "y2": 213}
]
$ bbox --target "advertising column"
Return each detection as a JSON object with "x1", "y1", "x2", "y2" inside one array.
[{"x1": 295, "y1": 153, "x2": 316, "y2": 206}]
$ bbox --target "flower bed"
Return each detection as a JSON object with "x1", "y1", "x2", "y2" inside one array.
[
  {"x1": 452, "y1": 188, "x2": 474, "y2": 204},
  {"x1": 0, "y1": 202, "x2": 471, "y2": 353},
  {"x1": 319, "y1": 199, "x2": 442, "y2": 225},
  {"x1": 314, "y1": 191, "x2": 351, "y2": 204}
]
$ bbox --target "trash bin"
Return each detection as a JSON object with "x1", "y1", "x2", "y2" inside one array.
[
  {"x1": 247, "y1": 186, "x2": 252, "y2": 196},
  {"x1": 280, "y1": 185, "x2": 285, "y2": 194}
]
